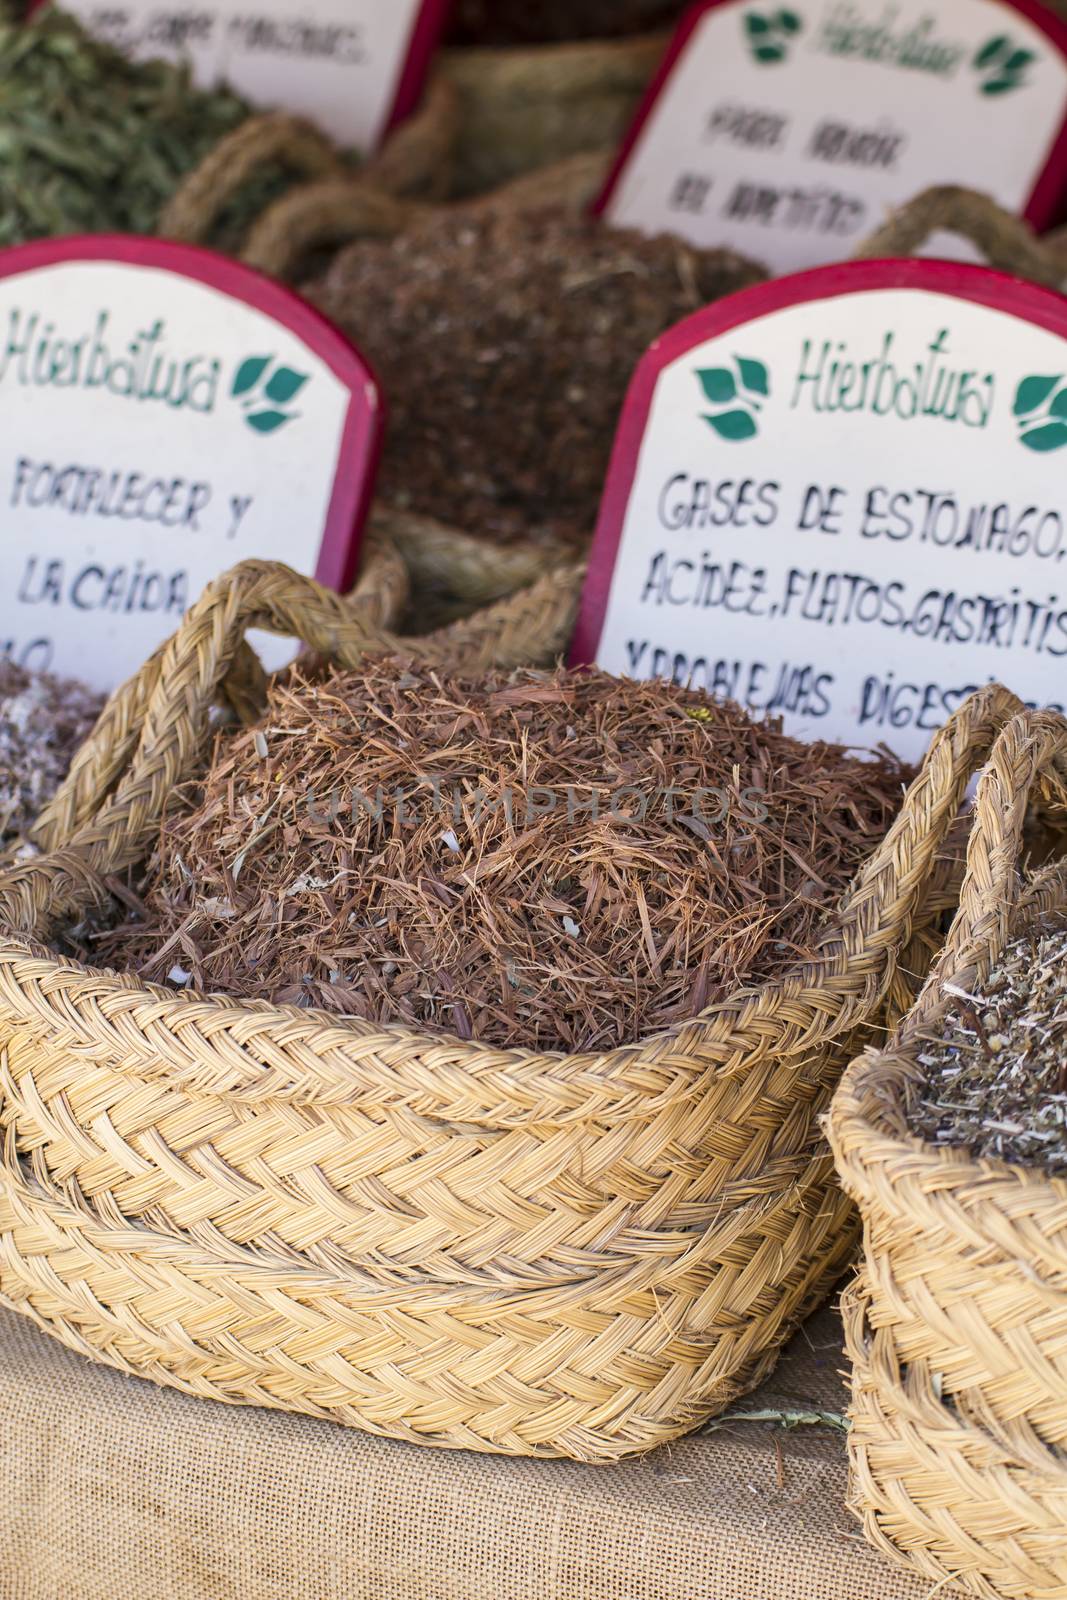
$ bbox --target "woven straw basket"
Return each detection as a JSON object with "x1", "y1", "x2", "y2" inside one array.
[
  {"x1": 438, "y1": 32, "x2": 665, "y2": 197},
  {"x1": 0, "y1": 543, "x2": 1043, "y2": 1459},
  {"x1": 224, "y1": 148, "x2": 609, "y2": 628},
  {"x1": 829, "y1": 709, "x2": 1067, "y2": 1600}
]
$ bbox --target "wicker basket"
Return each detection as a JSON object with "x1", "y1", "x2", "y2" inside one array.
[
  {"x1": 829, "y1": 710, "x2": 1067, "y2": 1600},
  {"x1": 232, "y1": 152, "x2": 610, "y2": 626},
  {"x1": 0, "y1": 553, "x2": 1040, "y2": 1459},
  {"x1": 439, "y1": 33, "x2": 665, "y2": 197}
]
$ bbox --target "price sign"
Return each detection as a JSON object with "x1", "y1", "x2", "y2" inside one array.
[
  {"x1": 0, "y1": 236, "x2": 381, "y2": 691},
  {"x1": 596, "y1": 0, "x2": 1067, "y2": 273},
  {"x1": 572, "y1": 259, "x2": 1067, "y2": 762},
  {"x1": 31, "y1": 0, "x2": 451, "y2": 152}
]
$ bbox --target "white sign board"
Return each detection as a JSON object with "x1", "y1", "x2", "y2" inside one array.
[
  {"x1": 32, "y1": 0, "x2": 450, "y2": 153},
  {"x1": 596, "y1": 0, "x2": 1067, "y2": 273},
  {"x1": 572, "y1": 260, "x2": 1067, "y2": 763},
  {"x1": 0, "y1": 237, "x2": 381, "y2": 692}
]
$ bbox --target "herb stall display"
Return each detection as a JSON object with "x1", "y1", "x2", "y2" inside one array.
[
  {"x1": 307, "y1": 206, "x2": 765, "y2": 614},
  {"x1": 0, "y1": 551, "x2": 1033, "y2": 1461},
  {"x1": 0, "y1": 663, "x2": 102, "y2": 845},
  {"x1": 829, "y1": 708, "x2": 1067, "y2": 1600}
]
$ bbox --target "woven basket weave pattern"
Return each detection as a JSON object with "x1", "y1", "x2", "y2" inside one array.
[
  {"x1": 0, "y1": 561, "x2": 1036, "y2": 1460},
  {"x1": 829, "y1": 711, "x2": 1067, "y2": 1599}
]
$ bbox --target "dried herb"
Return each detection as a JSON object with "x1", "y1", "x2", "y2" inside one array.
[
  {"x1": 310, "y1": 208, "x2": 766, "y2": 548},
  {"x1": 0, "y1": 663, "x2": 102, "y2": 844},
  {"x1": 911, "y1": 922, "x2": 1067, "y2": 1175},
  {"x1": 448, "y1": 0, "x2": 688, "y2": 45},
  {"x1": 0, "y1": 10, "x2": 284, "y2": 248},
  {"x1": 97, "y1": 659, "x2": 907, "y2": 1052}
]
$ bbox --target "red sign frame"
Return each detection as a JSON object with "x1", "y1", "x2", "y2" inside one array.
[
  {"x1": 570, "y1": 256, "x2": 1067, "y2": 665},
  {"x1": 594, "y1": 0, "x2": 1067, "y2": 233},
  {"x1": 0, "y1": 234, "x2": 383, "y2": 595}
]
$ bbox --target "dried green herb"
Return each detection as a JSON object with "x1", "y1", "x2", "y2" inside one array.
[
  {"x1": 912, "y1": 921, "x2": 1067, "y2": 1174},
  {"x1": 0, "y1": 9, "x2": 283, "y2": 247}
]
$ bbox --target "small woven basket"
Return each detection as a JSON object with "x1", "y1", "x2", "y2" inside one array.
[
  {"x1": 439, "y1": 32, "x2": 665, "y2": 197},
  {"x1": 0, "y1": 550, "x2": 1040, "y2": 1457},
  {"x1": 829, "y1": 710, "x2": 1067, "y2": 1600},
  {"x1": 233, "y1": 152, "x2": 610, "y2": 626}
]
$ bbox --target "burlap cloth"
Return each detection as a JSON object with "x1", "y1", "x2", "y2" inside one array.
[{"x1": 0, "y1": 1301, "x2": 959, "y2": 1600}]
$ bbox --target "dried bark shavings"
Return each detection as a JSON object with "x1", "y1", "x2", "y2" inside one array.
[
  {"x1": 97, "y1": 659, "x2": 907, "y2": 1053},
  {"x1": 309, "y1": 208, "x2": 766, "y2": 548},
  {"x1": 911, "y1": 922, "x2": 1067, "y2": 1175}
]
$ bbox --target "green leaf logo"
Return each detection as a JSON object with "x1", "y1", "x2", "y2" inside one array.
[
  {"x1": 264, "y1": 367, "x2": 309, "y2": 405},
  {"x1": 697, "y1": 354, "x2": 769, "y2": 441},
  {"x1": 743, "y1": 7, "x2": 802, "y2": 62},
  {"x1": 231, "y1": 354, "x2": 310, "y2": 434},
  {"x1": 232, "y1": 355, "x2": 271, "y2": 397},
  {"x1": 704, "y1": 409, "x2": 759, "y2": 441},
  {"x1": 1014, "y1": 373, "x2": 1067, "y2": 452},
  {"x1": 973, "y1": 33, "x2": 1036, "y2": 94}
]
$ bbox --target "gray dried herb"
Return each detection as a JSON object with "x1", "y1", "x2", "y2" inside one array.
[
  {"x1": 0, "y1": 663, "x2": 102, "y2": 844},
  {"x1": 911, "y1": 923, "x2": 1067, "y2": 1175}
]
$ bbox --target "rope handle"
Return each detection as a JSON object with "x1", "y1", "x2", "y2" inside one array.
[
  {"x1": 159, "y1": 76, "x2": 457, "y2": 269},
  {"x1": 813, "y1": 689, "x2": 1066, "y2": 998},
  {"x1": 27, "y1": 542, "x2": 407, "y2": 858},
  {"x1": 906, "y1": 708, "x2": 1067, "y2": 1014},
  {"x1": 1, "y1": 551, "x2": 580, "y2": 936},
  {"x1": 241, "y1": 141, "x2": 612, "y2": 281},
  {"x1": 851, "y1": 185, "x2": 1066, "y2": 288},
  {"x1": 159, "y1": 112, "x2": 344, "y2": 247}
]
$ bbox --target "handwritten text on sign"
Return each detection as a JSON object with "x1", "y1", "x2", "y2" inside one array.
[
  {"x1": 0, "y1": 239, "x2": 380, "y2": 692},
  {"x1": 597, "y1": 0, "x2": 1067, "y2": 273},
  {"x1": 571, "y1": 262, "x2": 1067, "y2": 763},
  {"x1": 40, "y1": 0, "x2": 450, "y2": 152}
]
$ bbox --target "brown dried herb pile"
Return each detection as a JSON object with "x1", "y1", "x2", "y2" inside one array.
[
  {"x1": 0, "y1": 664, "x2": 103, "y2": 843},
  {"x1": 309, "y1": 209, "x2": 765, "y2": 548},
  {"x1": 911, "y1": 922, "x2": 1067, "y2": 1175},
  {"x1": 448, "y1": 0, "x2": 687, "y2": 45},
  {"x1": 97, "y1": 659, "x2": 907, "y2": 1052}
]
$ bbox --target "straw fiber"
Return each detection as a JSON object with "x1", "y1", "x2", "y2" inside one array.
[
  {"x1": 829, "y1": 711, "x2": 1067, "y2": 1599},
  {"x1": 0, "y1": 558, "x2": 1039, "y2": 1460},
  {"x1": 439, "y1": 33, "x2": 666, "y2": 196},
  {"x1": 0, "y1": 1302, "x2": 967, "y2": 1600},
  {"x1": 851, "y1": 185, "x2": 1067, "y2": 289}
]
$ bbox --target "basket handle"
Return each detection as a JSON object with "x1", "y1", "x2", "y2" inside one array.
[
  {"x1": 240, "y1": 180, "x2": 417, "y2": 281},
  {"x1": 158, "y1": 113, "x2": 344, "y2": 247},
  {"x1": 358, "y1": 74, "x2": 460, "y2": 202},
  {"x1": 698, "y1": 684, "x2": 1067, "y2": 1069},
  {"x1": 911, "y1": 708, "x2": 1067, "y2": 1006},
  {"x1": 0, "y1": 551, "x2": 582, "y2": 937},
  {"x1": 826, "y1": 686, "x2": 1067, "y2": 974},
  {"x1": 851, "y1": 185, "x2": 1065, "y2": 289},
  {"x1": 26, "y1": 542, "x2": 407, "y2": 858}
]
